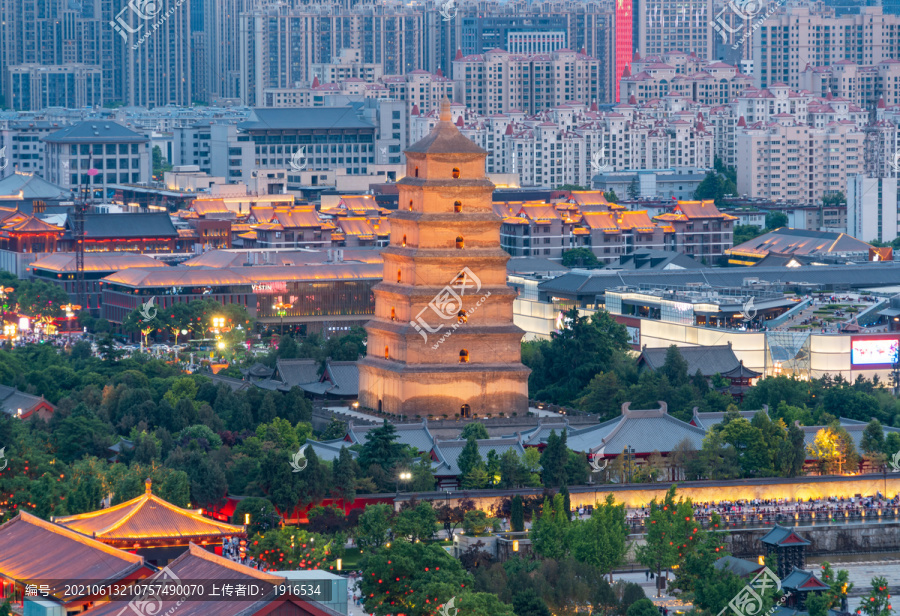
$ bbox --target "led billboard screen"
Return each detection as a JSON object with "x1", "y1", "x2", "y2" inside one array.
[{"x1": 850, "y1": 336, "x2": 900, "y2": 368}]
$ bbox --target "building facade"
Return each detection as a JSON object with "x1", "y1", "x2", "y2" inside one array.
[
  {"x1": 847, "y1": 175, "x2": 900, "y2": 243},
  {"x1": 358, "y1": 99, "x2": 530, "y2": 418}
]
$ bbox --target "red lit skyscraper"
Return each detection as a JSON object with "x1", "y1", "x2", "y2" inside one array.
[{"x1": 615, "y1": 0, "x2": 633, "y2": 102}]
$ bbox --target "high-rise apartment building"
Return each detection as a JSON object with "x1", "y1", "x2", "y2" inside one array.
[
  {"x1": 240, "y1": 3, "x2": 424, "y2": 108},
  {"x1": 847, "y1": 175, "x2": 900, "y2": 243},
  {"x1": 638, "y1": 0, "x2": 713, "y2": 61},
  {"x1": 452, "y1": 48, "x2": 604, "y2": 115},
  {"x1": 735, "y1": 117, "x2": 864, "y2": 203},
  {"x1": 753, "y1": 6, "x2": 900, "y2": 90},
  {"x1": 615, "y1": 0, "x2": 633, "y2": 102}
]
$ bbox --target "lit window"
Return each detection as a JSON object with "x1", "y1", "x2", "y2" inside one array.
[
  {"x1": 391, "y1": 308, "x2": 397, "y2": 321},
  {"x1": 459, "y1": 349, "x2": 469, "y2": 363},
  {"x1": 457, "y1": 310, "x2": 467, "y2": 323},
  {"x1": 402, "y1": 235, "x2": 407, "y2": 247},
  {"x1": 385, "y1": 346, "x2": 389, "y2": 359},
  {"x1": 397, "y1": 269, "x2": 401, "y2": 283},
  {"x1": 414, "y1": 166, "x2": 419, "y2": 177},
  {"x1": 455, "y1": 236, "x2": 464, "y2": 249},
  {"x1": 454, "y1": 201, "x2": 462, "y2": 212},
  {"x1": 452, "y1": 167, "x2": 460, "y2": 179}
]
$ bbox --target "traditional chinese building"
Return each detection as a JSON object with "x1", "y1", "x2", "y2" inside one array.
[
  {"x1": 52, "y1": 479, "x2": 245, "y2": 565},
  {"x1": 760, "y1": 525, "x2": 810, "y2": 580},
  {"x1": 82, "y1": 544, "x2": 343, "y2": 616},
  {"x1": 0, "y1": 511, "x2": 151, "y2": 610},
  {"x1": 358, "y1": 98, "x2": 530, "y2": 418}
]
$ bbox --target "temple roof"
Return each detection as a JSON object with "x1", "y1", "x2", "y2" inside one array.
[
  {"x1": 0, "y1": 512, "x2": 146, "y2": 601},
  {"x1": 53, "y1": 479, "x2": 244, "y2": 544},
  {"x1": 761, "y1": 525, "x2": 811, "y2": 547},
  {"x1": 81, "y1": 544, "x2": 338, "y2": 616}
]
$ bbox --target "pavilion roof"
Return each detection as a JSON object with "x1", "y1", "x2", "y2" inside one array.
[{"x1": 52, "y1": 480, "x2": 244, "y2": 545}]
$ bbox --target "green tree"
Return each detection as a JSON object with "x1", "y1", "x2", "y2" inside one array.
[
  {"x1": 858, "y1": 576, "x2": 892, "y2": 616},
  {"x1": 358, "y1": 420, "x2": 403, "y2": 477},
  {"x1": 152, "y1": 145, "x2": 173, "y2": 179},
  {"x1": 539, "y1": 430, "x2": 569, "y2": 488},
  {"x1": 604, "y1": 190, "x2": 619, "y2": 203},
  {"x1": 458, "y1": 434, "x2": 485, "y2": 488},
  {"x1": 732, "y1": 224, "x2": 766, "y2": 247},
  {"x1": 561, "y1": 248, "x2": 601, "y2": 269},
  {"x1": 510, "y1": 495, "x2": 525, "y2": 532},
  {"x1": 524, "y1": 309, "x2": 630, "y2": 404},
  {"x1": 455, "y1": 592, "x2": 517, "y2": 616},
  {"x1": 577, "y1": 372, "x2": 625, "y2": 420},
  {"x1": 627, "y1": 177, "x2": 640, "y2": 199},
  {"x1": 661, "y1": 345, "x2": 690, "y2": 387},
  {"x1": 571, "y1": 494, "x2": 628, "y2": 581},
  {"x1": 693, "y1": 171, "x2": 736, "y2": 205},
  {"x1": 356, "y1": 503, "x2": 393, "y2": 550},
  {"x1": 461, "y1": 422, "x2": 490, "y2": 440},
  {"x1": 16, "y1": 280, "x2": 70, "y2": 325},
  {"x1": 822, "y1": 192, "x2": 845, "y2": 207},
  {"x1": 530, "y1": 494, "x2": 570, "y2": 560},
  {"x1": 765, "y1": 211, "x2": 788, "y2": 230},
  {"x1": 231, "y1": 497, "x2": 281, "y2": 535},
  {"x1": 635, "y1": 486, "x2": 702, "y2": 596},
  {"x1": 393, "y1": 501, "x2": 437, "y2": 542},
  {"x1": 359, "y1": 541, "x2": 469, "y2": 616},
  {"x1": 512, "y1": 588, "x2": 552, "y2": 616},
  {"x1": 331, "y1": 446, "x2": 357, "y2": 506},
  {"x1": 861, "y1": 419, "x2": 885, "y2": 455},
  {"x1": 626, "y1": 599, "x2": 658, "y2": 616}
]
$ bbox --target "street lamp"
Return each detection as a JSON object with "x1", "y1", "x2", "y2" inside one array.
[
  {"x1": 273, "y1": 302, "x2": 290, "y2": 337},
  {"x1": 396, "y1": 471, "x2": 412, "y2": 495}
]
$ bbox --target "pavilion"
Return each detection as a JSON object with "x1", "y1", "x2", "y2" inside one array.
[{"x1": 52, "y1": 479, "x2": 245, "y2": 565}]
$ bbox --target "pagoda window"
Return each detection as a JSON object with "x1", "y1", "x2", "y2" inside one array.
[
  {"x1": 391, "y1": 307, "x2": 397, "y2": 321},
  {"x1": 459, "y1": 349, "x2": 469, "y2": 363},
  {"x1": 385, "y1": 346, "x2": 390, "y2": 359},
  {"x1": 452, "y1": 167, "x2": 460, "y2": 179},
  {"x1": 409, "y1": 199, "x2": 413, "y2": 211},
  {"x1": 457, "y1": 310, "x2": 468, "y2": 323},
  {"x1": 401, "y1": 235, "x2": 407, "y2": 247},
  {"x1": 415, "y1": 166, "x2": 419, "y2": 177},
  {"x1": 454, "y1": 201, "x2": 462, "y2": 213},
  {"x1": 397, "y1": 269, "x2": 402, "y2": 283},
  {"x1": 455, "y1": 236, "x2": 464, "y2": 249}
]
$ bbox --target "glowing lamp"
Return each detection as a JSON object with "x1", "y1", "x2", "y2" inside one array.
[
  {"x1": 337, "y1": 558, "x2": 342, "y2": 571},
  {"x1": 245, "y1": 513, "x2": 251, "y2": 525},
  {"x1": 512, "y1": 540, "x2": 519, "y2": 552},
  {"x1": 758, "y1": 555, "x2": 765, "y2": 566}
]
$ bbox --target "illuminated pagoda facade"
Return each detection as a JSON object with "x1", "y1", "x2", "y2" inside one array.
[
  {"x1": 52, "y1": 479, "x2": 245, "y2": 565},
  {"x1": 358, "y1": 98, "x2": 530, "y2": 418}
]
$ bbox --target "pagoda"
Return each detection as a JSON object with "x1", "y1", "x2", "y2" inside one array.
[
  {"x1": 358, "y1": 98, "x2": 530, "y2": 418},
  {"x1": 52, "y1": 479, "x2": 245, "y2": 565}
]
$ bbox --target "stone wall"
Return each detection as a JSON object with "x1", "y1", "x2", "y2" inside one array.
[{"x1": 723, "y1": 522, "x2": 900, "y2": 558}]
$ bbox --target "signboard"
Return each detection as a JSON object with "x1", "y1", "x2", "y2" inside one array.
[{"x1": 850, "y1": 336, "x2": 900, "y2": 369}]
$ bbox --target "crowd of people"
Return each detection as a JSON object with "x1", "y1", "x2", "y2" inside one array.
[{"x1": 624, "y1": 493, "x2": 900, "y2": 526}]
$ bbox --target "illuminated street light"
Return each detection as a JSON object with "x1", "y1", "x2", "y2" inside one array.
[{"x1": 272, "y1": 301, "x2": 291, "y2": 337}]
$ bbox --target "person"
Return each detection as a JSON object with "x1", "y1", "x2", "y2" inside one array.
[{"x1": 646, "y1": 570, "x2": 650, "y2": 581}]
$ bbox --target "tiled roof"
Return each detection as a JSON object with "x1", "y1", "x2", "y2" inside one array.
[
  {"x1": 690, "y1": 409, "x2": 767, "y2": 431},
  {"x1": 69, "y1": 213, "x2": 178, "y2": 239},
  {"x1": 306, "y1": 439, "x2": 358, "y2": 463},
  {"x1": 43, "y1": 121, "x2": 148, "y2": 143},
  {"x1": 324, "y1": 361, "x2": 359, "y2": 396},
  {"x1": 0, "y1": 384, "x2": 52, "y2": 417},
  {"x1": 530, "y1": 404, "x2": 707, "y2": 455},
  {"x1": 727, "y1": 228, "x2": 873, "y2": 258},
  {"x1": 276, "y1": 358, "x2": 320, "y2": 388},
  {"x1": 240, "y1": 107, "x2": 375, "y2": 131},
  {"x1": 102, "y1": 262, "x2": 382, "y2": 288},
  {"x1": 432, "y1": 437, "x2": 526, "y2": 476},
  {"x1": 638, "y1": 344, "x2": 742, "y2": 377},
  {"x1": 81, "y1": 544, "x2": 338, "y2": 616},
  {"x1": 760, "y1": 526, "x2": 811, "y2": 547},
  {"x1": 347, "y1": 419, "x2": 435, "y2": 453},
  {"x1": 53, "y1": 481, "x2": 244, "y2": 544},
  {"x1": 781, "y1": 567, "x2": 829, "y2": 592},
  {"x1": 0, "y1": 172, "x2": 72, "y2": 201},
  {"x1": 0, "y1": 512, "x2": 146, "y2": 601}
]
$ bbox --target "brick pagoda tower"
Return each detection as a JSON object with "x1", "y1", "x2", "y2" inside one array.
[{"x1": 358, "y1": 99, "x2": 530, "y2": 419}]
